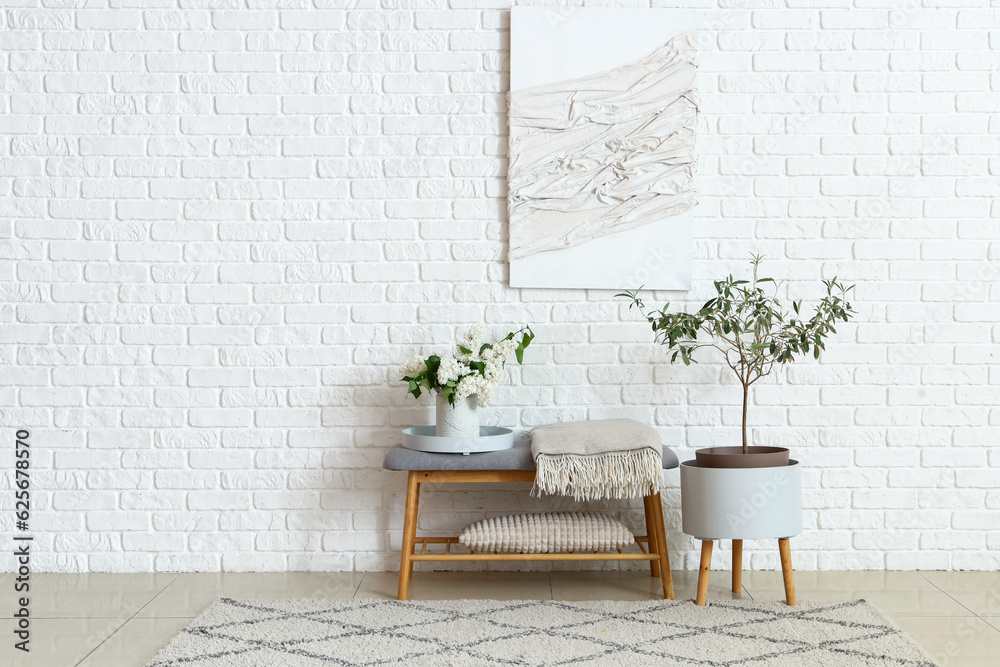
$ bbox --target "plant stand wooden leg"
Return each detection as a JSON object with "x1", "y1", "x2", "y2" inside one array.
[
  {"x1": 696, "y1": 540, "x2": 713, "y2": 606},
  {"x1": 732, "y1": 539, "x2": 743, "y2": 594},
  {"x1": 642, "y1": 495, "x2": 660, "y2": 578},
  {"x1": 652, "y1": 492, "x2": 673, "y2": 600},
  {"x1": 778, "y1": 538, "x2": 795, "y2": 606},
  {"x1": 397, "y1": 472, "x2": 420, "y2": 601}
]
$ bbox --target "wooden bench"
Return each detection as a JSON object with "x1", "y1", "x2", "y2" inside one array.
[{"x1": 383, "y1": 443, "x2": 679, "y2": 601}]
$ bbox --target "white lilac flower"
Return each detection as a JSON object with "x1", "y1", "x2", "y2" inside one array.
[
  {"x1": 483, "y1": 356, "x2": 503, "y2": 380},
  {"x1": 424, "y1": 327, "x2": 526, "y2": 407},
  {"x1": 435, "y1": 354, "x2": 465, "y2": 384},
  {"x1": 494, "y1": 338, "x2": 518, "y2": 360},
  {"x1": 398, "y1": 355, "x2": 426, "y2": 378},
  {"x1": 454, "y1": 374, "x2": 484, "y2": 401},
  {"x1": 458, "y1": 325, "x2": 485, "y2": 360}
]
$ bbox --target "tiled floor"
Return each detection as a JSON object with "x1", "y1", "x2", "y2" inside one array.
[{"x1": 1, "y1": 570, "x2": 997, "y2": 666}]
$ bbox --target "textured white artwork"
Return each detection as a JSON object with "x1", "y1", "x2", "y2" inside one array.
[{"x1": 508, "y1": 8, "x2": 697, "y2": 290}]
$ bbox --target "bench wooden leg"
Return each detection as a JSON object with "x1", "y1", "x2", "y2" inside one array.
[
  {"x1": 732, "y1": 539, "x2": 742, "y2": 594},
  {"x1": 779, "y1": 538, "x2": 795, "y2": 606},
  {"x1": 651, "y1": 492, "x2": 673, "y2": 600},
  {"x1": 696, "y1": 540, "x2": 713, "y2": 606},
  {"x1": 642, "y1": 495, "x2": 660, "y2": 578},
  {"x1": 397, "y1": 471, "x2": 420, "y2": 601}
]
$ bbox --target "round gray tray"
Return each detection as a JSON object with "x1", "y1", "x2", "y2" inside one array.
[{"x1": 401, "y1": 426, "x2": 515, "y2": 455}]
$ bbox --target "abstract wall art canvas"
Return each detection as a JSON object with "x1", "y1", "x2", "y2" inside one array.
[{"x1": 508, "y1": 8, "x2": 698, "y2": 290}]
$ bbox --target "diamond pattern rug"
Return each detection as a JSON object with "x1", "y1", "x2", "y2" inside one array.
[{"x1": 144, "y1": 597, "x2": 938, "y2": 666}]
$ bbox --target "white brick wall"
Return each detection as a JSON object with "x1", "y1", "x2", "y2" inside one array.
[{"x1": 1, "y1": 0, "x2": 998, "y2": 574}]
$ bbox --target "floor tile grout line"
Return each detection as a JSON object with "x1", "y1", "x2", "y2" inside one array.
[
  {"x1": 70, "y1": 617, "x2": 134, "y2": 667},
  {"x1": 129, "y1": 574, "x2": 183, "y2": 619},
  {"x1": 353, "y1": 573, "x2": 366, "y2": 599},
  {"x1": 73, "y1": 574, "x2": 181, "y2": 667},
  {"x1": 917, "y1": 571, "x2": 985, "y2": 619}
]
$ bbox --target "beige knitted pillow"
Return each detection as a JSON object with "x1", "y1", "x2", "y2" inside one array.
[{"x1": 458, "y1": 512, "x2": 634, "y2": 554}]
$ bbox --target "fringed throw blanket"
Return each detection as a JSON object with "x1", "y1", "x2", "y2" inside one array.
[{"x1": 531, "y1": 419, "x2": 662, "y2": 501}]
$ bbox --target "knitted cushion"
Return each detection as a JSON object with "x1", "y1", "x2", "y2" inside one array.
[{"x1": 458, "y1": 512, "x2": 634, "y2": 554}]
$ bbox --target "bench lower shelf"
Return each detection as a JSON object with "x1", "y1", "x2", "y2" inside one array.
[
  {"x1": 408, "y1": 535, "x2": 660, "y2": 562},
  {"x1": 396, "y1": 470, "x2": 674, "y2": 600}
]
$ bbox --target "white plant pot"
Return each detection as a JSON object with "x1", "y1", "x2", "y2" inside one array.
[
  {"x1": 680, "y1": 460, "x2": 802, "y2": 541},
  {"x1": 435, "y1": 393, "x2": 479, "y2": 438}
]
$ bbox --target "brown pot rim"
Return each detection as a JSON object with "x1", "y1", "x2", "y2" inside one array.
[
  {"x1": 694, "y1": 446, "x2": 791, "y2": 469},
  {"x1": 697, "y1": 446, "x2": 790, "y2": 455},
  {"x1": 681, "y1": 459, "x2": 800, "y2": 467}
]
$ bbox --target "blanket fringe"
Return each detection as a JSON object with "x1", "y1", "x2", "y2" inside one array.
[{"x1": 532, "y1": 449, "x2": 661, "y2": 502}]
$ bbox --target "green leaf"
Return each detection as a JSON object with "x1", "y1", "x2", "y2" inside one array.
[
  {"x1": 424, "y1": 355, "x2": 440, "y2": 375},
  {"x1": 615, "y1": 255, "x2": 856, "y2": 379}
]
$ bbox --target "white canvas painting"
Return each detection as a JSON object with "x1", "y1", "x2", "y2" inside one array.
[{"x1": 508, "y1": 7, "x2": 697, "y2": 290}]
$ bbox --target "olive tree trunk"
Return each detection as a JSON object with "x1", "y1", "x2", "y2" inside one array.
[{"x1": 741, "y1": 383, "x2": 749, "y2": 455}]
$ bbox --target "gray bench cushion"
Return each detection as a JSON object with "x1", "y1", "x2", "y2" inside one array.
[{"x1": 383, "y1": 442, "x2": 679, "y2": 472}]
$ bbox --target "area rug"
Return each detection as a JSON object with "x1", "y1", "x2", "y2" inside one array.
[{"x1": 144, "y1": 597, "x2": 937, "y2": 666}]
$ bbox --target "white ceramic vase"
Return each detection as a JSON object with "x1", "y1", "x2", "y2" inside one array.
[{"x1": 435, "y1": 393, "x2": 479, "y2": 438}]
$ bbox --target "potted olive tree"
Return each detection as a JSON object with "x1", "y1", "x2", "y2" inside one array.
[{"x1": 618, "y1": 255, "x2": 855, "y2": 605}]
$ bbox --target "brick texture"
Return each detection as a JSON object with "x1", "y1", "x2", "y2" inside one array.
[{"x1": 0, "y1": 1, "x2": 998, "y2": 573}]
